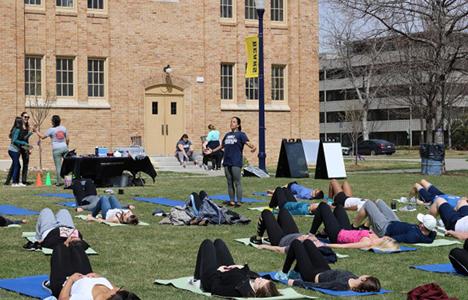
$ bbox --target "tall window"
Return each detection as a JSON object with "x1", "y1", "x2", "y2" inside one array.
[
  {"x1": 245, "y1": 65, "x2": 258, "y2": 100},
  {"x1": 221, "y1": 64, "x2": 234, "y2": 100},
  {"x1": 25, "y1": 0, "x2": 41, "y2": 5},
  {"x1": 220, "y1": 0, "x2": 233, "y2": 18},
  {"x1": 25, "y1": 57, "x2": 42, "y2": 96},
  {"x1": 56, "y1": 58, "x2": 74, "y2": 97},
  {"x1": 271, "y1": 0, "x2": 284, "y2": 21},
  {"x1": 56, "y1": 0, "x2": 73, "y2": 7},
  {"x1": 271, "y1": 65, "x2": 285, "y2": 100},
  {"x1": 88, "y1": 0, "x2": 103, "y2": 9},
  {"x1": 88, "y1": 59, "x2": 105, "y2": 97},
  {"x1": 245, "y1": 0, "x2": 258, "y2": 20}
]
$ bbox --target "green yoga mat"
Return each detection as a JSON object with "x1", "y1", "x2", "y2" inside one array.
[
  {"x1": 75, "y1": 215, "x2": 149, "y2": 226},
  {"x1": 3, "y1": 224, "x2": 21, "y2": 228},
  {"x1": 155, "y1": 276, "x2": 316, "y2": 299},
  {"x1": 22, "y1": 232, "x2": 97, "y2": 255},
  {"x1": 414, "y1": 238, "x2": 462, "y2": 247},
  {"x1": 234, "y1": 238, "x2": 349, "y2": 259}
]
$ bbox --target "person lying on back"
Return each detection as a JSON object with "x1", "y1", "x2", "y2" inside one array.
[{"x1": 267, "y1": 181, "x2": 324, "y2": 200}]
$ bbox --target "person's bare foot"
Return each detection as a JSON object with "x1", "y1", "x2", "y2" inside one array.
[
  {"x1": 128, "y1": 205, "x2": 136, "y2": 210},
  {"x1": 21, "y1": 219, "x2": 27, "y2": 224},
  {"x1": 455, "y1": 197, "x2": 468, "y2": 211},
  {"x1": 76, "y1": 207, "x2": 84, "y2": 213}
]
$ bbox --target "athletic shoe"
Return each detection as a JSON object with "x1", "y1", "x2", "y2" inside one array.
[
  {"x1": 234, "y1": 202, "x2": 242, "y2": 207},
  {"x1": 23, "y1": 241, "x2": 41, "y2": 251},
  {"x1": 42, "y1": 280, "x2": 51, "y2": 293},
  {"x1": 198, "y1": 219, "x2": 209, "y2": 226},
  {"x1": 399, "y1": 205, "x2": 416, "y2": 212},
  {"x1": 17, "y1": 183, "x2": 26, "y2": 187},
  {"x1": 188, "y1": 278, "x2": 201, "y2": 288},
  {"x1": 250, "y1": 235, "x2": 263, "y2": 245}
]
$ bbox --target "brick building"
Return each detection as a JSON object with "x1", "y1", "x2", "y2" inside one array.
[{"x1": 0, "y1": 0, "x2": 319, "y2": 169}]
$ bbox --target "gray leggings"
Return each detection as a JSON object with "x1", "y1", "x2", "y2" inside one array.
[{"x1": 224, "y1": 166, "x2": 242, "y2": 203}]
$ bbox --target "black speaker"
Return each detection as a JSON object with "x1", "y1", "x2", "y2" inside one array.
[
  {"x1": 275, "y1": 139, "x2": 309, "y2": 178},
  {"x1": 243, "y1": 166, "x2": 270, "y2": 178}
]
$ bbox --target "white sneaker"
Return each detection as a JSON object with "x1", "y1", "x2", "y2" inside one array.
[
  {"x1": 11, "y1": 183, "x2": 20, "y2": 187},
  {"x1": 188, "y1": 278, "x2": 200, "y2": 288},
  {"x1": 17, "y1": 183, "x2": 26, "y2": 187}
]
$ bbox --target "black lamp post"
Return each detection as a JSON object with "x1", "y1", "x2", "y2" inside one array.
[{"x1": 255, "y1": 0, "x2": 266, "y2": 172}]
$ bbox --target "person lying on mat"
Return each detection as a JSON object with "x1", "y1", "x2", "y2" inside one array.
[
  {"x1": 249, "y1": 209, "x2": 338, "y2": 262},
  {"x1": 268, "y1": 187, "x2": 319, "y2": 215},
  {"x1": 352, "y1": 199, "x2": 437, "y2": 244},
  {"x1": 328, "y1": 179, "x2": 366, "y2": 211},
  {"x1": 193, "y1": 239, "x2": 280, "y2": 297},
  {"x1": 411, "y1": 179, "x2": 461, "y2": 207},
  {"x1": 71, "y1": 178, "x2": 135, "y2": 213},
  {"x1": 86, "y1": 195, "x2": 139, "y2": 225},
  {"x1": 278, "y1": 239, "x2": 381, "y2": 292},
  {"x1": 24, "y1": 208, "x2": 88, "y2": 251},
  {"x1": 430, "y1": 197, "x2": 468, "y2": 233},
  {"x1": 0, "y1": 215, "x2": 26, "y2": 227},
  {"x1": 47, "y1": 243, "x2": 140, "y2": 299},
  {"x1": 267, "y1": 181, "x2": 324, "y2": 200},
  {"x1": 448, "y1": 232, "x2": 468, "y2": 276},
  {"x1": 310, "y1": 203, "x2": 400, "y2": 251}
]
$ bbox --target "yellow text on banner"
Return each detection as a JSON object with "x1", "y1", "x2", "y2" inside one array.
[{"x1": 245, "y1": 35, "x2": 259, "y2": 78}]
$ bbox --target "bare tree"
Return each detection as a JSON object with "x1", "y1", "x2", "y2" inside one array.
[
  {"x1": 332, "y1": 0, "x2": 468, "y2": 144},
  {"x1": 337, "y1": 103, "x2": 364, "y2": 165},
  {"x1": 28, "y1": 92, "x2": 54, "y2": 170}
]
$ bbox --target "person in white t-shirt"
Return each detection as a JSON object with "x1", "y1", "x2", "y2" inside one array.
[
  {"x1": 430, "y1": 196, "x2": 468, "y2": 232},
  {"x1": 328, "y1": 180, "x2": 366, "y2": 211},
  {"x1": 86, "y1": 195, "x2": 139, "y2": 225},
  {"x1": 47, "y1": 243, "x2": 140, "y2": 299}
]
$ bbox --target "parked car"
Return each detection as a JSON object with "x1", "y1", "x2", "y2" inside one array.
[
  {"x1": 356, "y1": 139, "x2": 396, "y2": 155},
  {"x1": 342, "y1": 146, "x2": 352, "y2": 156}
]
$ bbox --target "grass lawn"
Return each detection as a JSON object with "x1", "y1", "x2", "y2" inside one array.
[{"x1": 0, "y1": 171, "x2": 467, "y2": 299}]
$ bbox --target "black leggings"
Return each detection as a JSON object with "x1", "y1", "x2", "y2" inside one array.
[
  {"x1": 269, "y1": 187, "x2": 297, "y2": 208},
  {"x1": 50, "y1": 244, "x2": 93, "y2": 297},
  {"x1": 449, "y1": 240, "x2": 468, "y2": 276},
  {"x1": 309, "y1": 202, "x2": 352, "y2": 243},
  {"x1": 283, "y1": 239, "x2": 331, "y2": 282},
  {"x1": 194, "y1": 239, "x2": 235, "y2": 292},
  {"x1": 257, "y1": 209, "x2": 300, "y2": 246}
]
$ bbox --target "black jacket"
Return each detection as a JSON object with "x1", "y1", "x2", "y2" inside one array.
[{"x1": 209, "y1": 265, "x2": 258, "y2": 297}]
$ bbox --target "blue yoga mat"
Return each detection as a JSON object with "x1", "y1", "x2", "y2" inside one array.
[
  {"x1": 0, "y1": 274, "x2": 51, "y2": 299},
  {"x1": 57, "y1": 201, "x2": 77, "y2": 208},
  {"x1": 36, "y1": 193, "x2": 75, "y2": 199},
  {"x1": 411, "y1": 263, "x2": 463, "y2": 275},
  {"x1": 252, "y1": 192, "x2": 269, "y2": 197},
  {"x1": 209, "y1": 194, "x2": 265, "y2": 203},
  {"x1": 260, "y1": 272, "x2": 391, "y2": 297},
  {"x1": 133, "y1": 197, "x2": 185, "y2": 207},
  {"x1": 0, "y1": 205, "x2": 38, "y2": 216},
  {"x1": 368, "y1": 246, "x2": 417, "y2": 254}
]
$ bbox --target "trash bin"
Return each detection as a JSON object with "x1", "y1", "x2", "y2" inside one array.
[{"x1": 420, "y1": 144, "x2": 445, "y2": 175}]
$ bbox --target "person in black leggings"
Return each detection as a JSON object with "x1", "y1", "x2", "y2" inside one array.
[
  {"x1": 194, "y1": 239, "x2": 279, "y2": 297},
  {"x1": 310, "y1": 202, "x2": 354, "y2": 243},
  {"x1": 0, "y1": 215, "x2": 25, "y2": 227},
  {"x1": 447, "y1": 232, "x2": 468, "y2": 276},
  {"x1": 268, "y1": 187, "x2": 319, "y2": 215},
  {"x1": 282, "y1": 239, "x2": 381, "y2": 292}
]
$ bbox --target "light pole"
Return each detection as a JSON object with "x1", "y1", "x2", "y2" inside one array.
[{"x1": 255, "y1": 0, "x2": 266, "y2": 172}]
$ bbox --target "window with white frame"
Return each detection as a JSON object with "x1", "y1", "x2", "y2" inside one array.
[
  {"x1": 271, "y1": 0, "x2": 284, "y2": 21},
  {"x1": 220, "y1": 0, "x2": 233, "y2": 18},
  {"x1": 221, "y1": 63, "x2": 234, "y2": 100},
  {"x1": 56, "y1": 0, "x2": 73, "y2": 7},
  {"x1": 245, "y1": 64, "x2": 258, "y2": 100},
  {"x1": 271, "y1": 65, "x2": 285, "y2": 100},
  {"x1": 25, "y1": 56, "x2": 42, "y2": 96},
  {"x1": 25, "y1": 0, "x2": 41, "y2": 5},
  {"x1": 56, "y1": 58, "x2": 74, "y2": 97},
  {"x1": 88, "y1": 0, "x2": 104, "y2": 9},
  {"x1": 245, "y1": 0, "x2": 258, "y2": 20},
  {"x1": 88, "y1": 59, "x2": 105, "y2": 97}
]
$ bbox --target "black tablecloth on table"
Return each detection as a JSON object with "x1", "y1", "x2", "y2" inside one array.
[{"x1": 60, "y1": 156, "x2": 157, "y2": 186}]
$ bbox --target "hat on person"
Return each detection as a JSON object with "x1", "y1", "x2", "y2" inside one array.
[{"x1": 417, "y1": 213, "x2": 437, "y2": 231}]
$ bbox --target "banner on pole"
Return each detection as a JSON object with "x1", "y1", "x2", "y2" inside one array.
[{"x1": 245, "y1": 35, "x2": 259, "y2": 78}]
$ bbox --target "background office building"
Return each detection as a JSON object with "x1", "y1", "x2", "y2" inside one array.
[{"x1": 0, "y1": 0, "x2": 319, "y2": 168}]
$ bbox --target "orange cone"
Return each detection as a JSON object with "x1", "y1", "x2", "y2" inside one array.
[{"x1": 35, "y1": 172, "x2": 43, "y2": 187}]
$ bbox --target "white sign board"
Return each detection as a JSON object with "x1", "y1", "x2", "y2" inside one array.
[
  {"x1": 302, "y1": 140, "x2": 320, "y2": 165},
  {"x1": 322, "y1": 143, "x2": 347, "y2": 178}
]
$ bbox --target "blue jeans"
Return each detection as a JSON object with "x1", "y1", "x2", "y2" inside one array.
[
  {"x1": 92, "y1": 195, "x2": 122, "y2": 219},
  {"x1": 8, "y1": 150, "x2": 21, "y2": 184}
]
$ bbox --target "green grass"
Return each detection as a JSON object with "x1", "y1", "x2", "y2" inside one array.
[{"x1": 1, "y1": 171, "x2": 467, "y2": 299}]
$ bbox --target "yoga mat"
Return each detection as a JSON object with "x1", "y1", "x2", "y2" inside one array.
[
  {"x1": 261, "y1": 272, "x2": 391, "y2": 297},
  {"x1": 75, "y1": 214, "x2": 149, "y2": 226},
  {"x1": 209, "y1": 194, "x2": 265, "y2": 203},
  {"x1": 0, "y1": 205, "x2": 38, "y2": 216},
  {"x1": 415, "y1": 239, "x2": 462, "y2": 247},
  {"x1": 155, "y1": 276, "x2": 316, "y2": 299},
  {"x1": 22, "y1": 232, "x2": 97, "y2": 255},
  {"x1": 133, "y1": 197, "x2": 185, "y2": 207},
  {"x1": 234, "y1": 238, "x2": 349, "y2": 259},
  {"x1": 6, "y1": 224, "x2": 21, "y2": 228},
  {"x1": 35, "y1": 193, "x2": 74, "y2": 199},
  {"x1": 365, "y1": 246, "x2": 417, "y2": 254},
  {"x1": 0, "y1": 274, "x2": 51, "y2": 299},
  {"x1": 410, "y1": 263, "x2": 463, "y2": 275},
  {"x1": 57, "y1": 201, "x2": 77, "y2": 208}
]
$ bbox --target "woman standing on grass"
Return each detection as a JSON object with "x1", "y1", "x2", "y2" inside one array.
[
  {"x1": 34, "y1": 115, "x2": 69, "y2": 186},
  {"x1": 7, "y1": 117, "x2": 32, "y2": 187},
  {"x1": 215, "y1": 117, "x2": 256, "y2": 207}
]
